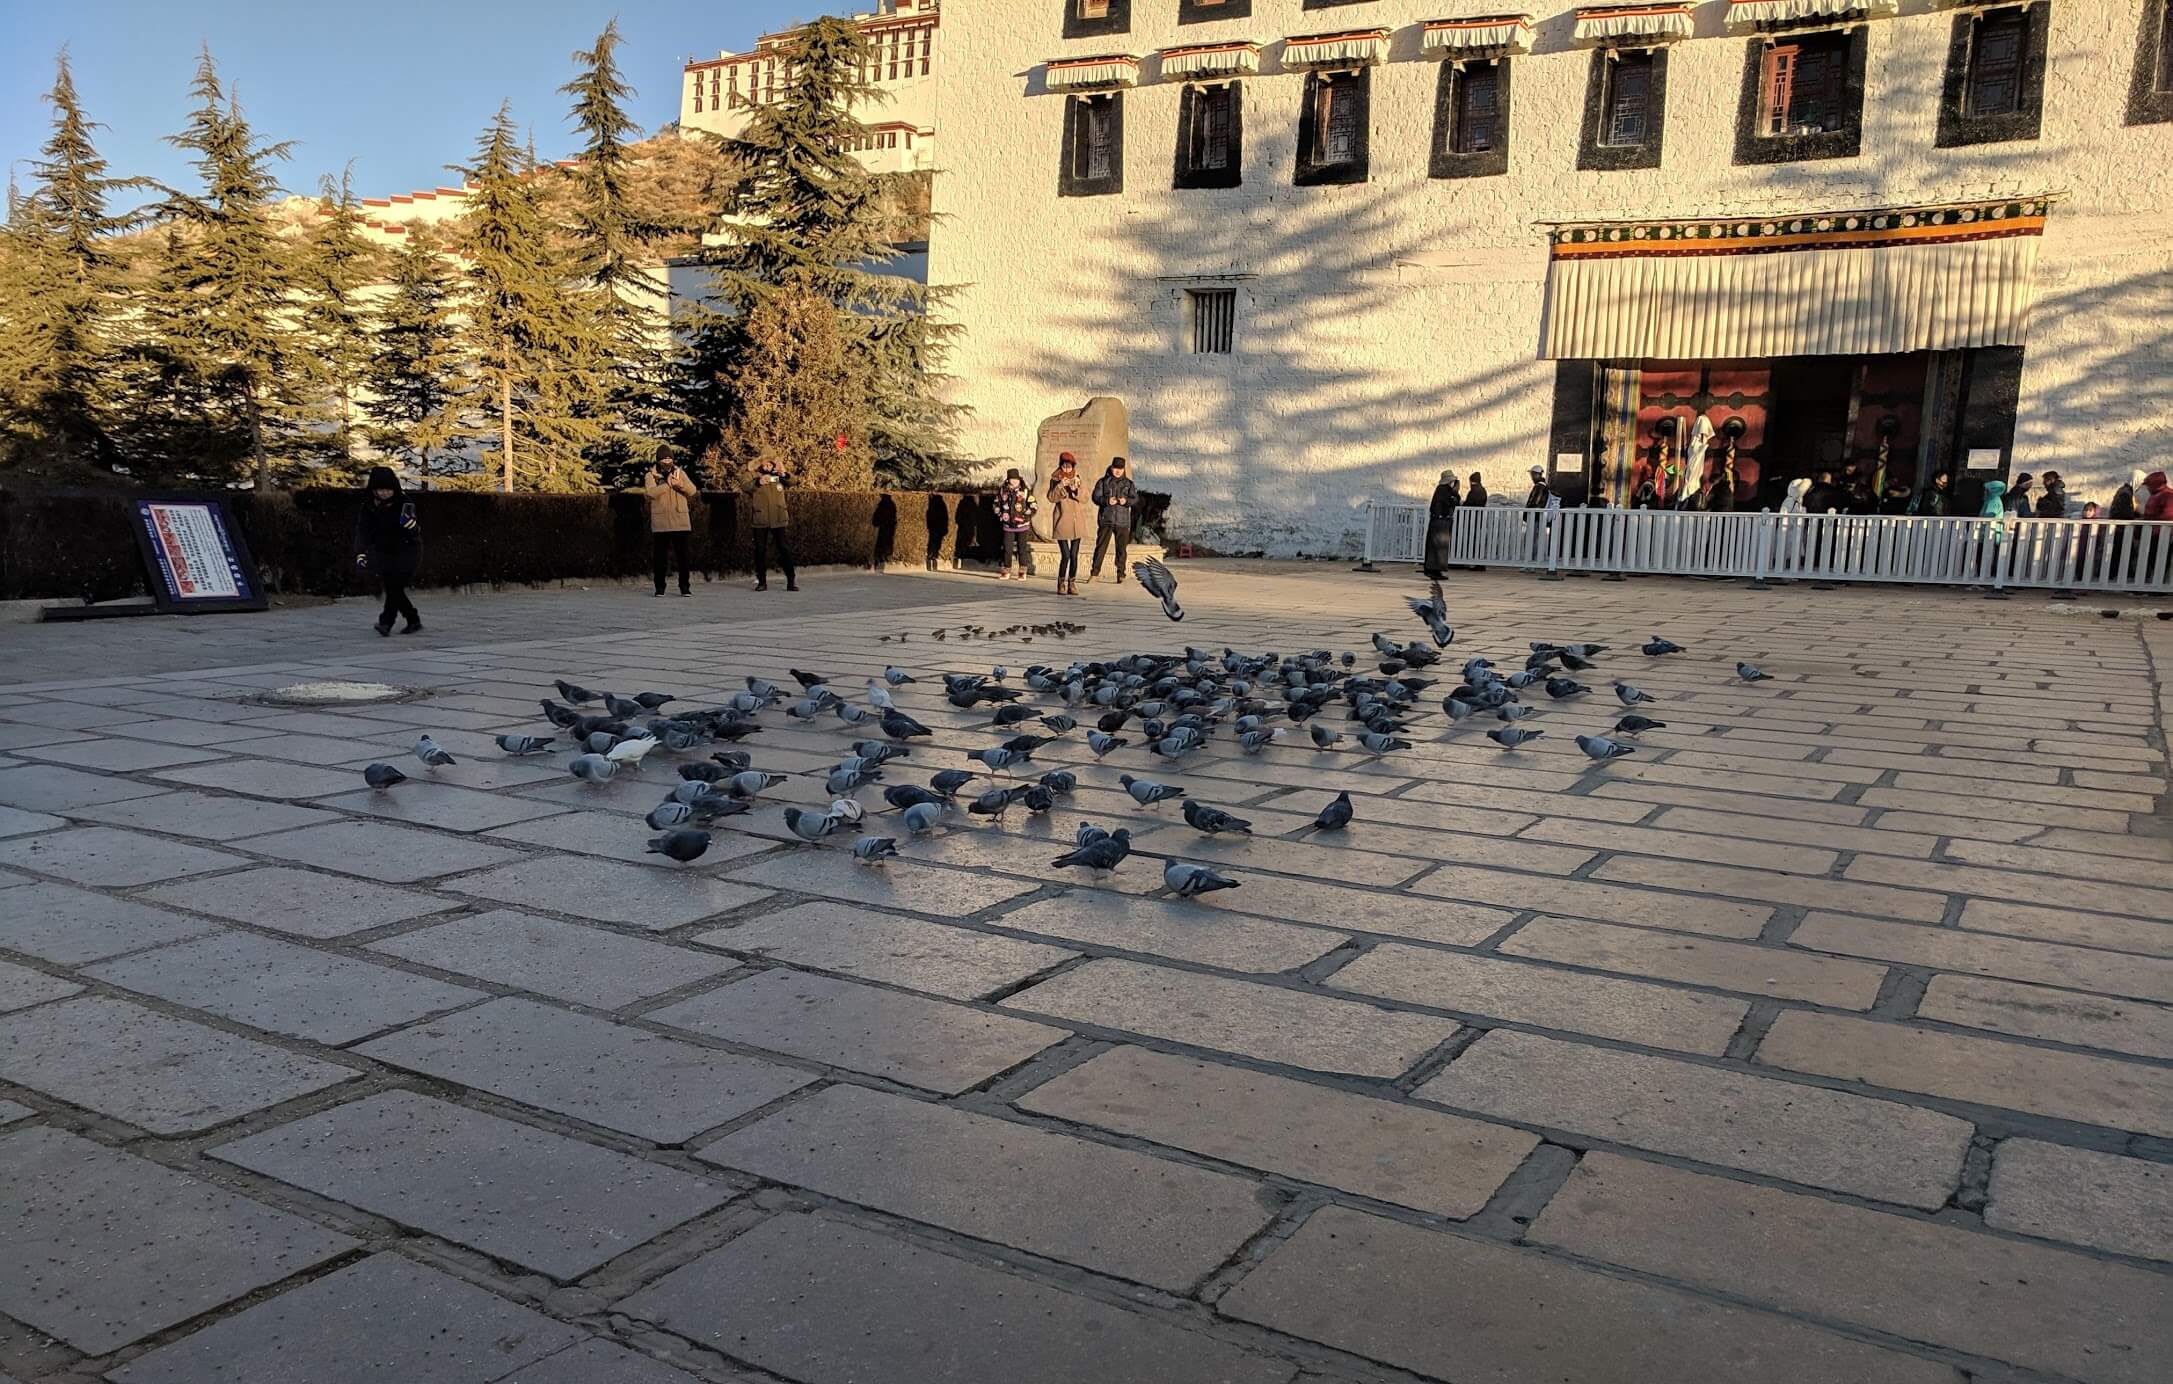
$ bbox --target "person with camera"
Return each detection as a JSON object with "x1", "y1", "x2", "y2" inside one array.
[
  {"x1": 1088, "y1": 455, "x2": 1137, "y2": 584},
  {"x1": 643, "y1": 448, "x2": 699, "y2": 598},
  {"x1": 749, "y1": 458, "x2": 797, "y2": 592},
  {"x1": 354, "y1": 466, "x2": 422, "y2": 636}
]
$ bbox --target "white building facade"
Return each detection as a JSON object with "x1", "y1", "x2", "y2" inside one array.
[
  {"x1": 930, "y1": 0, "x2": 2173, "y2": 555},
  {"x1": 681, "y1": 0, "x2": 941, "y2": 173}
]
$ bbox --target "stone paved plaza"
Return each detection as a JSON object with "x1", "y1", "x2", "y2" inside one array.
[{"x1": 0, "y1": 562, "x2": 2168, "y2": 1384}]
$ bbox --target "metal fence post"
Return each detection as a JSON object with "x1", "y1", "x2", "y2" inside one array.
[
  {"x1": 1539, "y1": 509, "x2": 1565, "y2": 581},
  {"x1": 1750, "y1": 512, "x2": 1773, "y2": 590}
]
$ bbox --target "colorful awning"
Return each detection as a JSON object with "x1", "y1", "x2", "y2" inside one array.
[
  {"x1": 1045, "y1": 54, "x2": 1140, "y2": 90},
  {"x1": 1723, "y1": 0, "x2": 1897, "y2": 30},
  {"x1": 1572, "y1": 4, "x2": 1696, "y2": 45},
  {"x1": 1421, "y1": 16, "x2": 1536, "y2": 56},
  {"x1": 1539, "y1": 199, "x2": 2050, "y2": 359},
  {"x1": 1160, "y1": 42, "x2": 1262, "y2": 80},
  {"x1": 1280, "y1": 29, "x2": 1392, "y2": 69}
]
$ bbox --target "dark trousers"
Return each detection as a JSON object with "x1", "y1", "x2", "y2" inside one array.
[
  {"x1": 1055, "y1": 539, "x2": 1081, "y2": 585},
  {"x1": 754, "y1": 527, "x2": 794, "y2": 586},
  {"x1": 1003, "y1": 530, "x2": 1032, "y2": 570},
  {"x1": 378, "y1": 577, "x2": 419, "y2": 628},
  {"x1": 1090, "y1": 523, "x2": 1129, "y2": 577},
  {"x1": 652, "y1": 532, "x2": 690, "y2": 594}
]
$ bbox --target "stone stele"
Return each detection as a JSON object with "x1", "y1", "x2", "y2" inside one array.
[{"x1": 1032, "y1": 398, "x2": 1129, "y2": 541}]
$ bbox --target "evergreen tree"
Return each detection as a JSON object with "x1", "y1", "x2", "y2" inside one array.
[
  {"x1": 0, "y1": 53, "x2": 144, "y2": 473},
  {"x1": 361, "y1": 227, "x2": 465, "y2": 477},
  {"x1": 717, "y1": 279, "x2": 873, "y2": 490},
  {"x1": 294, "y1": 168, "x2": 383, "y2": 481},
  {"x1": 679, "y1": 17, "x2": 963, "y2": 487},
  {"x1": 451, "y1": 104, "x2": 608, "y2": 491},
  {"x1": 560, "y1": 21, "x2": 681, "y2": 488}
]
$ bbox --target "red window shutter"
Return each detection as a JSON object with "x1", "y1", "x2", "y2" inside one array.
[{"x1": 1762, "y1": 46, "x2": 1798, "y2": 136}]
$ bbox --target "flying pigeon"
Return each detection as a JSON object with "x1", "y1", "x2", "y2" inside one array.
[
  {"x1": 413, "y1": 735, "x2": 456, "y2": 768},
  {"x1": 852, "y1": 836, "x2": 900, "y2": 865},
  {"x1": 1737, "y1": 661, "x2": 1775, "y2": 682},
  {"x1": 1613, "y1": 681, "x2": 1657, "y2": 706},
  {"x1": 1407, "y1": 579, "x2": 1455, "y2": 648},
  {"x1": 1313, "y1": 791, "x2": 1354, "y2": 831},
  {"x1": 495, "y1": 734, "x2": 554, "y2": 755},
  {"x1": 647, "y1": 829, "x2": 711, "y2": 863},
  {"x1": 1183, "y1": 800, "x2": 1253, "y2": 835},
  {"x1": 1487, "y1": 726, "x2": 1544, "y2": 749},
  {"x1": 362, "y1": 763, "x2": 406, "y2": 790},
  {"x1": 1575, "y1": 734, "x2": 1636, "y2": 762},
  {"x1": 1613, "y1": 715, "x2": 1668, "y2": 735},
  {"x1": 1133, "y1": 558, "x2": 1184, "y2": 621},
  {"x1": 1164, "y1": 861, "x2": 1241, "y2": 899},
  {"x1": 784, "y1": 807, "x2": 842, "y2": 842},
  {"x1": 1642, "y1": 637, "x2": 1685, "y2": 657},
  {"x1": 568, "y1": 753, "x2": 618, "y2": 783},
  {"x1": 1052, "y1": 828, "x2": 1133, "y2": 872},
  {"x1": 1120, "y1": 774, "x2": 1186, "y2": 806},
  {"x1": 554, "y1": 680, "x2": 600, "y2": 704}
]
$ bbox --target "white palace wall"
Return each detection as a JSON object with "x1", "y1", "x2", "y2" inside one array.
[{"x1": 930, "y1": 0, "x2": 2173, "y2": 555}]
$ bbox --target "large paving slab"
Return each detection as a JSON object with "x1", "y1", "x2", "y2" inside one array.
[
  {"x1": 1917, "y1": 973, "x2": 2173, "y2": 1060},
  {"x1": 213, "y1": 1091, "x2": 728, "y2": 1279},
  {"x1": 359, "y1": 997, "x2": 814, "y2": 1143},
  {"x1": 0, "y1": 957, "x2": 84, "y2": 1012},
  {"x1": 153, "y1": 756, "x2": 368, "y2": 799},
  {"x1": 447, "y1": 855, "x2": 772, "y2": 929},
  {"x1": 14, "y1": 737, "x2": 227, "y2": 772},
  {"x1": 1984, "y1": 1139, "x2": 2173, "y2": 1262},
  {"x1": 139, "y1": 864, "x2": 460, "y2": 938},
  {"x1": 1497, "y1": 914, "x2": 1889, "y2": 1009},
  {"x1": 318, "y1": 785, "x2": 569, "y2": 833},
  {"x1": 370, "y1": 910, "x2": 736, "y2": 1009},
  {"x1": 1792, "y1": 912, "x2": 2173, "y2": 1004},
  {"x1": 0, "y1": 996, "x2": 357, "y2": 1135},
  {"x1": 497, "y1": 1341, "x2": 705, "y2": 1384},
  {"x1": 69, "y1": 788, "x2": 340, "y2": 841},
  {"x1": 694, "y1": 900, "x2": 1076, "y2": 999},
  {"x1": 725, "y1": 848, "x2": 1041, "y2": 916},
  {"x1": 0, "y1": 825, "x2": 246, "y2": 887},
  {"x1": 0, "y1": 1127, "x2": 356, "y2": 1354},
  {"x1": 988, "y1": 891, "x2": 1349, "y2": 970},
  {"x1": 0, "y1": 763, "x2": 169, "y2": 812},
  {"x1": 106, "y1": 1253, "x2": 584, "y2": 1384},
  {"x1": 1219, "y1": 1205, "x2": 1955, "y2": 1384},
  {"x1": 1531, "y1": 1151, "x2": 2173, "y2": 1384},
  {"x1": 650, "y1": 968, "x2": 1065, "y2": 1094},
  {"x1": 698, "y1": 1084, "x2": 1276, "y2": 1291},
  {"x1": 0, "y1": 882, "x2": 219, "y2": 963},
  {"x1": 623, "y1": 1213, "x2": 1295, "y2": 1384},
  {"x1": 238, "y1": 819, "x2": 525, "y2": 883}
]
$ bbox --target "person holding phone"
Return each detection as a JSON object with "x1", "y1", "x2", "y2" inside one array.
[
  {"x1": 749, "y1": 458, "x2": 797, "y2": 592},
  {"x1": 644, "y1": 448, "x2": 698, "y2": 597},
  {"x1": 1089, "y1": 455, "x2": 1136, "y2": 583},
  {"x1": 354, "y1": 466, "x2": 422, "y2": 636}
]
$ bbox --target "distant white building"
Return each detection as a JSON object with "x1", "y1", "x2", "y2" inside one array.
[
  {"x1": 930, "y1": 0, "x2": 2173, "y2": 555},
  {"x1": 680, "y1": 0, "x2": 941, "y2": 173}
]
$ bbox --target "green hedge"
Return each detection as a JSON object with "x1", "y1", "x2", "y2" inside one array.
[{"x1": 0, "y1": 485, "x2": 1083, "y2": 602}]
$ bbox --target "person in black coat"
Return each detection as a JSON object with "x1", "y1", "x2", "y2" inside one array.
[
  {"x1": 353, "y1": 466, "x2": 422, "y2": 636},
  {"x1": 1522, "y1": 465, "x2": 1551, "y2": 509},
  {"x1": 1464, "y1": 472, "x2": 1488, "y2": 509},
  {"x1": 1423, "y1": 470, "x2": 1461, "y2": 578},
  {"x1": 1088, "y1": 455, "x2": 1138, "y2": 583},
  {"x1": 1803, "y1": 470, "x2": 1838, "y2": 515}
]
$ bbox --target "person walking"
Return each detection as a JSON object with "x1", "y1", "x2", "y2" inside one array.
[
  {"x1": 354, "y1": 466, "x2": 422, "y2": 636},
  {"x1": 1423, "y1": 470, "x2": 1460, "y2": 579},
  {"x1": 643, "y1": 449, "x2": 697, "y2": 597},
  {"x1": 1047, "y1": 454, "x2": 1090, "y2": 596},
  {"x1": 1522, "y1": 465, "x2": 1551, "y2": 509},
  {"x1": 995, "y1": 468, "x2": 1036, "y2": 580},
  {"x1": 1089, "y1": 455, "x2": 1137, "y2": 583},
  {"x1": 747, "y1": 458, "x2": 797, "y2": 592}
]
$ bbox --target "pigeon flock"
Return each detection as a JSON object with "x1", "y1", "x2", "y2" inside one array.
[{"x1": 358, "y1": 568, "x2": 1742, "y2": 902}]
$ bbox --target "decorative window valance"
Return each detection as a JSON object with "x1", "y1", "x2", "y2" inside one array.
[
  {"x1": 1572, "y1": 4, "x2": 1696, "y2": 46},
  {"x1": 1539, "y1": 198, "x2": 2049, "y2": 359},
  {"x1": 1422, "y1": 15, "x2": 1535, "y2": 56},
  {"x1": 1160, "y1": 42, "x2": 1261, "y2": 80},
  {"x1": 1723, "y1": 0, "x2": 1896, "y2": 31},
  {"x1": 1280, "y1": 29, "x2": 1391, "y2": 69},
  {"x1": 1046, "y1": 54, "x2": 1141, "y2": 90},
  {"x1": 1930, "y1": 0, "x2": 2037, "y2": 8}
]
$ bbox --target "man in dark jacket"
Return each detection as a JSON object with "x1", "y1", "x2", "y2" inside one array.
[
  {"x1": 1522, "y1": 465, "x2": 1551, "y2": 509},
  {"x1": 1911, "y1": 471, "x2": 1953, "y2": 516},
  {"x1": 1088, "y1": 456, "x2": 1137, "y2": 583},
  {"x1": 1464, "y1": 472, "x2": 1488, "y2": 509},
  {"x1": 2034, "y1": 471, "x2": 2068, "y2": 518},
  {"x1": 354, "y1": 466, "x2": 422, "y2": 636},
  {"x1": 748, "y1": 458, "x2": 796, "y2": 592}
]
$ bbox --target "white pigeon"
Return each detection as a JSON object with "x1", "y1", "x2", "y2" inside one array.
[
  {"x1": 829, "y1": 796, "x2": 866, "y2": 825},
  {"x1": 606, "y1": 736, "x2": 660, "y2": 769}
]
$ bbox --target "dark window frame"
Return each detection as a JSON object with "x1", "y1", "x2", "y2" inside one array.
[
  {"x1": 1188, "y1": 288, "x2": 1236, "y2": 354},
  {"x1": 1062, "y1": 0, "x2": 1131, "y2": 41},
  {"x1": 1578, "y1": 47, "x2": 1668, "y2": 171},
  {"x1": 1733, "y1": 26, "x2": 1867, "y2": 164},
  {"x1": 2125, "y1": 0, "x2": 2173, "y2": 124},
  {"x1": 1302, "y1": 0, "x2": 1379, "y2": 9},
  {"x1": 1174, "y1": 81, "x2": 1245, "y2": 189},
  {"x1": 1429, "y1": 58, "x2": 1511, "y2": 180},
  {"x1": 1936, "y1": 2, "x2": 2048, "y2": 147},
  {"x1": 1178, "y1": 0, "x2": 1252, "y2": 23},
  {"x1": 1058, "y1": 92, "x2": 1125, "y2": 197},
  {"x1": 1294, "y1": 66, "x2": 1372, "y2": 186}
]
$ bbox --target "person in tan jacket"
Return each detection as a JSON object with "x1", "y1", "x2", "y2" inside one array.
[
  {"x1": 748, "y1": 458, "x2": 797, "y2": 592},
  {"x1": 642, "y1": 449, "x2": 698, "y2": 597},
  {"x1": 1046, "y1": 454, "x2": 1090, "y2": 596}
]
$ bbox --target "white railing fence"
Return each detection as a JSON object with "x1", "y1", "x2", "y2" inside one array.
[{"x1": 1367, "y1": 502, "x2": 2173, "y2": 594}]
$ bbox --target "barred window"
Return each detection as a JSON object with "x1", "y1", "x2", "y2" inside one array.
[
  {"x1": 1059, "y1": 92, "x2": 1124, "y2": 196},
  {"x1": 1603, "y1": 54, "x2": 1654, "y2": 146},
  {"x1": 1189, "y1": 289, "x2": 1235, "y2": 354},
  {"x1": 1966, "y1": 9, "x2": 2027, "y2": 114}
]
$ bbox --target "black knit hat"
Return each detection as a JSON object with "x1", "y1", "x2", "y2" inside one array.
[{"x1": 366, "y1": 466, "x2": 401, "y2": 491}]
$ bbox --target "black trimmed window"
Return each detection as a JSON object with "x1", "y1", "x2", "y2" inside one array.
[
  {"x1": 1430, "y1": 59, "x2": 1510, "y2": 179},
  {"x1": 1302, "y1": 0, "x2": 1378, "y2": 9},
  {"x1": 1579, "y1": 48, "x2": 1667, "y2": 170},
  {"x1": 1735, "y1": 28, "x2": 1866, "y2": 164},
  {"x1": 1188, "y1": 289, "x2": 1235, "y2": 353},
  {"x1": 1063, "y1": 0, "x2": 1130, "y2": 40},
  {"x1": 1175, "y1": 82, "x2": 1243, "y2": 188},
  {"x1": 1295, "y1": 67, "x2": 1370, "y2": 185},
  {"x1": 2130, "y1": 0, "x2": 2173, "y2": 124},
  {"x1": 1059, "y1": 93, "x2": 1124, "y2": 196},
  {"x1": 1178, "y1": 0, "x2": 1251, "y2": 23},
  {"x1": 1936, "y1": 2, "x2": 2047, "y2": 146}
]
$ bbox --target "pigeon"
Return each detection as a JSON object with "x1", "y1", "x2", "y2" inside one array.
[
  {"x1": 539, "y1": 700, "x2": 582, "y2": 728},
  {"x1": 852, "y1": 836, "x2": 899, "y2": 865},
  {"x1": 1018, "y1": 784, "x2": 1055, "y2": 815},
  {"x1": 646, "y1": 801, "x2": 695, "y2": 830},
  {"x1": 967, "y1": 747, "x2": 1022, "y2": 773},
  {"x1": 901, "y1": 802, "x2": 945, "y2": 835},
  {"x1": 1613, "y1": 681, "x2": 1657, "y2": 706},
  {"x1": 880, "y1": 711, "x2": 933, "y2": 741},
  {"x1": 1120, "y1": 774, "x2": 1186, "y2": 806},
  {"x1": 1074, "y1": 821, "x2": 1111, "y2": 848},
  {"x1": 671, "y1": 780, "x2": 715, "y2": 804},
  {"x1": 727, "y1": 771, "x2": 785, "y2": 799},
  {"x1": 833, "y1": 703, "x2": 875, "y2": 727},
  {"x1": 1183, "y1": 800, "x2": 1253, "y2": 835},
  {"x1": 583, "y1": 731, "x2": 619, "y2": 755},
  {"x1": 604, "y1": 693, "x2": 645, "y2": 721},
  {"x1": 1052, "y1": 828, "x2": 1133, "y2": 871},
  {"x1": 1544, "y1": 676, "x2": 1589, "y2": 700},
  {"x1": 883, "y1": 666, "x2": 917, "y2": 685},
  {"x1": 784, "y1": 807, "x2": 842, "y2": 842},
  {"x1": 496, "y1": 734, "x2": 555, "y2": 755},
  {"x1": 1558, "y1": 651, "x2": 1595, "y2": 673},
  {"x1": 1308, "y1": 723, "x2": 1343, "y2": 750},
  {"x1": 413, "y1": 735, "x2": 457, "y2": 768},
  {"x1": 568, "y1": 753, "x2": 618, "y2": 783},
  {"x1": 830, "y1": 797, "x2": 867, "y2": 825},
  {"x1": 1038, "y1": 770, "x2": 1077, "y2": 795},
  {"x1": 1487, "y1": 726, "x2": 1544, "y2": 749},
  {"x1": 1497, "y1": 704, "x2": 1538, "y2": 722},
  {"x1": 1132, "y1": 558, "x2": 1184, "y2": 621},
  {"x1": 1642, "y1": 637, "x2": 1685, "y2": 657},
  {"x1": 362, "y1": 763, "x2": 407, "y2": 790},
  {"x1": 850, "y1": 741, "x2": 908, "y2": 765},
  {"x1": 1575, "y1": 734, "x2": 1637, "y2": 762},
  {"x1": 647, "y1": 829, "x2": 711, "y2": 863},
  {"x1": 1039, "y1": 714, "x2": 1077, "y2": 734},
  {"x1": 884, "y1": 784, "x2": 946, "y2": 811},
  {"x1": 688, "y1": 793, "x2": 751, "y2": 823},
  {"x1": 929, "y1": 769, "x2": 979, "y2": 798},
  {"x1": 680, "y1": 762, "x2": 729, "y2": 784},
  {"x1": 968, "y1": 786, "x2": 1017, "y2": 819},
  {"x1": 992, "y1": 703, "x2": 1037, "y2": 729},
  {"x1": 1164, "y1": 861, "x2": 1241, "y2": 899},
  {"x1": 554, "y1": 680, "x2": 600, "y2": 704},
  {"x1": 790, "y1": 668, "x2": 831, "y2": 691},
  {"x1": 1086, "y1": 730, "x2": 1128, "y2": 758},
  {"x1": 606, "y1": 736, "x2": 660, "y2": 769},
  {"x1": 709, "y1": 749, "x2": 753, "y2": 771},
  {"x1": 827, "y1": 763, "x2": 883, "y2": 796},
  {"x1": 1358, "y1": 731, "x2": 1411, "y2": 753},
  {"x1": 1236, "y1": 729, "x2": 1278, "y2": 754},
  {"x1": 1737, "y1": 661, "x2": 1775, "y2": 682},
  {"x1": 1313, "y1": 791, "x2": 1354, "y2": 831},
  {"x1": 1442, "y1": 696, "x2": 1481, "y2": 723},
  {"x1": 865, "y1": 681, "x2": 897, "y2": 711},
  {"x1": 1407, "y1": 579, "x2": 1455, "y2": 647},
  {"x1": 1613, "y1": 715, "x2": 1668, "y2": 735}
]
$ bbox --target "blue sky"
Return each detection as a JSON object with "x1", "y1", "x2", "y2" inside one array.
[{"x1": 2, "y1": 0, "x2": 821, "y2": 202}]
